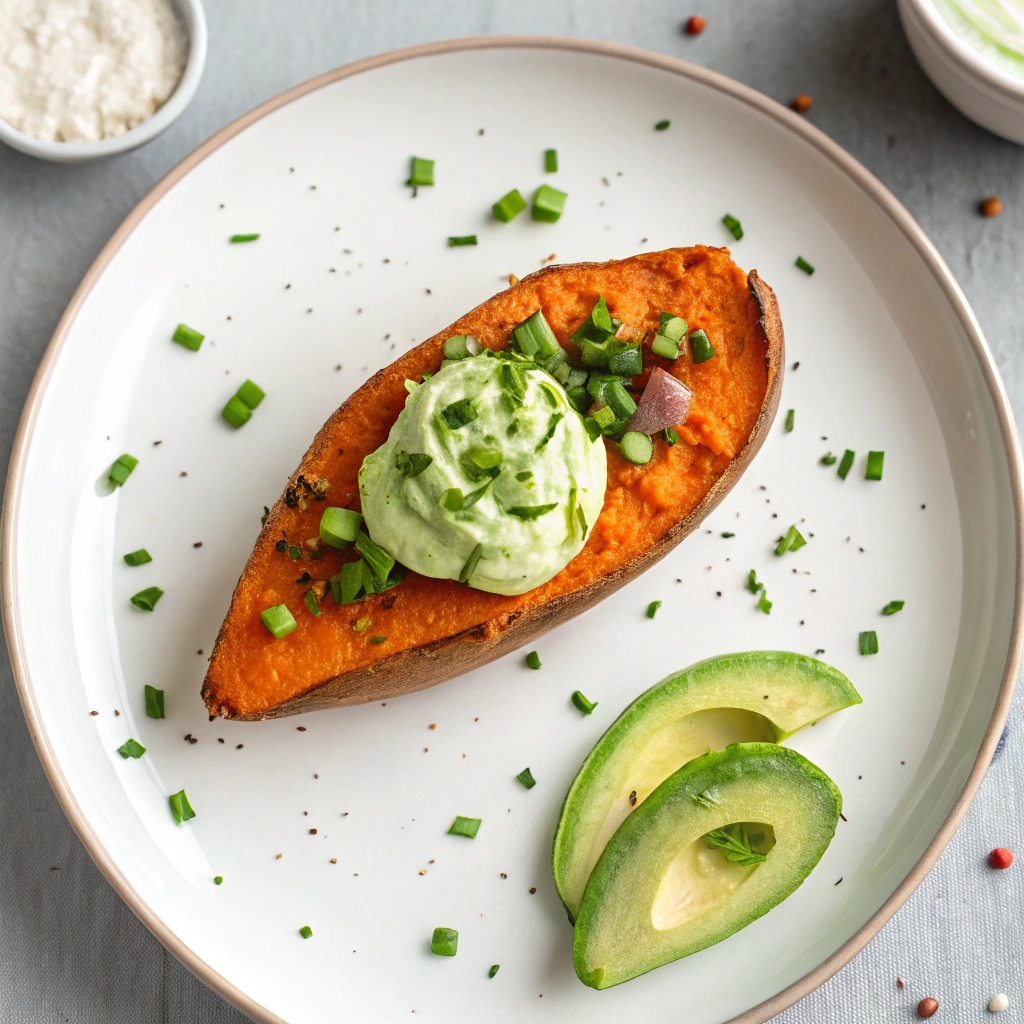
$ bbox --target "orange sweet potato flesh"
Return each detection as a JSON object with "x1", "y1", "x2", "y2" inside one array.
[{"x1": 203, "y1": 246, "x2": 784, "y2": 720}]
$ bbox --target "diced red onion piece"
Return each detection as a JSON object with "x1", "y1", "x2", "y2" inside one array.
[{"x1": 624, "y1": 367, "x2": 693, "y2": 435}]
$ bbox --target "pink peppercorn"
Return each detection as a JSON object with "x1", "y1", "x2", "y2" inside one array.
[
  {"x1": 989, "y1": 847, "x2": 1014, "y2": 869},
  {"x1": 685, "y1": 15, "x2": 706, "y2": 35}
]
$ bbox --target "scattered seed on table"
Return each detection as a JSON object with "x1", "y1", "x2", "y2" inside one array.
[
  {"x1": 684, "y1": 14, "x2": 706, "y2": 34},
  {"x1": 791, "y1": 94, "x2": 813, "y2": 112},
  {"x1": 989, "y1": 847, "x2": 1014, "y2": 869},
  {"x1": 988, "y1": 993, "x2": 1009, "y2": 1013},
  {"x1": 917, "y1": 998, "x2": 938, "y2": 1018},
  {"x1": 980, "y1": 196, "x2": 1003, "y2": 218}
]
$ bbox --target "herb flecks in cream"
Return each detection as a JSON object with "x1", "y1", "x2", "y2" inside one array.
[{"x1": 933, "y1": 0, "x2": 1024, "y2": 79}]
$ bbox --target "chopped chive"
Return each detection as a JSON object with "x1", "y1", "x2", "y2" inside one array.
[
  {"x1": 820, "y1": 452, "x2": 837, "y2": 465},
  {"x1": 447, "y1": 816, "x2": 481, "y2": 839},
  {"x1": 108, "y1": 454, "x2": 138, "y2": 487},
  {"x1": 407, "y1": 156, "x2": 434, "y2": 187},
  {"x1": 758, "y1": 592, "x2": 772, "y2": 614},
  {"x1": 459, "y1": 543, "x2": 483, "y2": 584},
  {"x1": 172, "y1": 324, "x2": 204, "y2": 351},
  {"x1": 214, "y1": 876, "x2": 223, "y2": 885},
  {"x1": 394, "y1": 450, "x2": 433, "y2": 478},
  {"x1": 448, "y1": 235, "x2": 478, "y2": 247},
  {"x1": 604, "y1": 381, "x2": 637, "y2": 420},
  {"x1": 515, "y1": 470, "x2": 533, "y2": 482},
  {"x1": 658, "y1": 313, "x2": 689, "y2": 342},
  {"x1": 299, "y1": 925, "x2": 313, "y2": 939},
  {"x1": 443, "y1": 334, "x2": 482, "y2": 360},
  {"x1": 775, "y1": 524, "x2": 807, "y2": 556},
  {"x1": 221, "y1": 395, "x2": 252, "y2": 428},
  {"x1": 235, "y1": 379, "x2": 265, "y2": 410},
  {"x1": 116, "y1": 738, "x2": 146, "y2": 759},
  {"x1": 592, "y1": 405, "x2": 616, "y2": 429},
  {"x1": 511, "y1": 308, "x2": 560, "y2": 359},
  {"x1": 544, "y1": 148, "x2": 558, "y2": 172},
  {"x1": 339, "y1": 560, "x2": 364, "y2": 603},
  {"x1": 795, "y1": 256, "x2": 815, "y2": 275},
  {"x1": 882, "y1": 600, "x2": 905, "y2": 615},
  {"x1": 287, "y1": 545, "x2": 302, "y2": 561},
  {"x1": 123, "y1": 549, "x2": 152, "y2": 566},
  {"x1": 722, "y1": 214, "x2": 743, "y2": 241},
  {"x1": 532, "y1": 184, "x2": 567, "y2": 223},
  {"x1": 488, "y1": 964, "x2": 500, "y2": 978},
  {"x1": 746, "y1": 569, "x2": 772, "y2": 614},
  {"x1": 320, "y1": 507, "x2": 363, "y2": 549},
  {"x1": 621, "y1": 431, "x2": 653, "y2": 465},
  {"x1": 689, "y1": 329, "x2": 716, "y2": 363},
  {"x1": 130, "y1": 587, "x2": 163, "y2": 611},
  {"x1": 431, "y1": 927, "x2": 458, "y2": 956},
  {"x1": 837, "y1": 449, "x2": 855, "y2": 480},
  {"x1": 492, "y1": 188, "x2": 527, "y2": 223},
  {"x1": 651, "y1": 334, "x2": 679, "y2": 360},
  {"x1": 865, "y1": 450, "x2": 884, "y2": 481},
  {"x1": 144, "y1": 684, "x2": 164, "y2": 719},
  {"x1": 499, "y1": 361, "x2": 528, "y2": 406},
  {"x1": 571, "y1": 690, "x2": 597, "y2": 715},
  {"x1": 169, "y1": 789, "x2": 195, "y2": 824},
  {"x1": 261, "y1": 603, "x2": 297, "y2": 638},
  {"x1": 356, "y1": 531, "x2": 395, "y2": 587},
  {"x1": 721, "y1": 531, "x2": 735, "y2": 538},
  {"x1": 442, "y1": 488, "x2": 465, "y2": 512},
  {"x1": 440, "y1": 397, "x2": 477, "y2": 429},
  {"x1": 785, "y1": 409, "x2": 795, "y2": 432},
  {"x1": 229, "y1": 233, "x2": 260, "y2": 244},
  {"x1": 859, "y1": 630, "x2": 879, "y2": 655},
  {"x1": 535, "y1": 413, "x2": 564, "y2": 452},
  {"x1": 663, "y1": 427, "x2": 679, "y2": 446},
  {"x1": 506, "y1": 503, "x2": 557, "y2": 520},
  {"x1": 404, "y1": 378, "x2": 418, "y2": 394},
  {"x1": 525, "y1": 651, "x2": 541, "y2": 670},
  {"x1": 304, "y1": 589, "x2": 321, "y2": 616},
  {"x1": 468, "y1": 446, "x2": 503, "y2": 470},
  {"x1": 516, "y1": 767, "x2": 536, "y2": 789},
  {"x1": 462, "y1": 481, "x2": 492, "y2": 509},
  {"x1": 654, "y1": 119, "x2": 671, "y2": 131},
  {"x1": 369, "y1": 635, "x2": 387, "y2": 644},
  {"x1": 646, "y1": 600, "x2": 662, "y2": 619}
]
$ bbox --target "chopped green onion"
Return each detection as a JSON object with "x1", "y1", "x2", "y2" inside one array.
[
  {"x1": 339, "y1": 560, "x2": 364, "y2": 603},
  {"x1": 517, "y1": 767, "x2": 536, "y2": 789},
  {"x1": 526, "y1": 651, "x2": 541, "y2": 670},
  {"x1": 721, "y1": 531, "x2": 735, "y2": 538},
  {"x1": 785, "y1": 409, "x2": 795, "y2": 432},
  {"x1": 746, "y1": 569, "x2": 772, "y2": 614},
  {"x1": 169, "y1": 789, "x2": 196, "y2": 825},
  {"x1": 722, "y1": 214, "x2": 743, "y2": 241},
  {"x1": 261, "y1": 603, "x2": 297, "y2": 638},
  {"x1": 859, "y1": 630, "x2": 879, "y2": 655},
  {"x1": 609, "y1": 344, "x2": 642, "y2": 376},
  {"x1": 172, "y1": 324, "x2": 204, "y2": 351},
  {"x1": 459, "y1": 543, "x2": 483, "y2": 584},
  {"x1": 356, "y1": 531, "x2": 395, "y2": 588},
  {"x1": 304, "y1": 589, "x2": 321, "y2": 616},
  {"x1": 544, "y1": 148, "x2": 558, "y2": 172},
  {"x1": 651, "y1": 334, "x2": 679, "y2": 360},
  {"x1": 758, "y1": 592, "x2": 772, "y2": 614},
  {"x1": 320, "y1": 507, "x2": 363, "y2": 549},
  {"x1": 535, "y1": 412, "x2": 564, "y2": 452},
  {"x1": 230, "y1": 233, "x2": 260, "y2": 244},
  {"x1": 404, "y1": 378, "x2": 418, "y2": 394},
  {"x1": 288, "y1": 544, "x2": 302, "y2": 560},
  {"x1": 447, "y1": 816, "x2": 481, "y2": 838},
  {"x1": 837, "y1": 449, "x2": 855, "y2": 480},
  {"x1": 462, "y1": 481, "x2": 492, "y2": 509},
  {"x1": 441, "y1": 488, "x2": 465, "y2": 512},
  {"x1": 108, "y1": 454, "x2": 138, "y2": 487},
  {"x1": 123, "y1": 549, "x2": 152, "y2": 567},
  {"x1": 440, "y1": 398, "x2": 477, "y2": 429},
  {"x1": 407, "y1": 156, "x2": 434, "y2": 187},
  {"x1": 655, "y1": 119, "x2": 671, "y2": 131},
  {"x1": 511, "y1": 309, "x2": 560, "y2": 360},
  {"x1": 214, "y1": 876, "x2": 223, "y2": 885},
  {"x1": 621, "y1": 431, "x2": 653, "y2": 465},
  {"x1": 431, "y1": 927, "x2": 458, "y2": 956},
  {"x1": 515, "y1": 470, "x2": 533, "y2": 482},
  {"x1": 236, "y1": 379, "x2": 265, "y2": 410},
  {"x1": 468, "y1": 447, "x2": 503, "y2": 470},
  {"x1": 882, "y1": 600, "x2": 905, "y2": 615},
  {"x1": 775, "y1": 524, "x2": 807, "y2": 556},
  {"x1": 492, "y1": 189, "x2": 527, "y2": 223},
  {"x1": 448, "y1": 235, "x2": 478, "y2": 247},
  {"x1": 394, "y1": 451, "x2": 433, "y2": 478},
  {"x1": 130, "y1": 587, "x2": 163, "y2": 612},
  {"x1": 532, "y1": 184, "x2": 567, "y2": 223},
  {"x1": 592, "y1": 404, "x2": 616, "y2": 429},
  {"x1": 646, "y1": 600, "x2": 662, "y2": 619},
  {"x1": 499, "y1": 361, "x2": 528, "y2": 406},
  {"x1": 144, "y1": 684, "x2": 164, "y2": 719},
  {"x1": 116, "y1": 738, "x2": 146, "y2": 759},
  {"x1": 299, "y1": 925, "x2": 313, "y2": 939},
  {"x1": 604, "y1": 381, "x2": 637, "y2": 420},
  {"x1": 663, "y1": 427, "x2": 679, "y2": 446},
  {"x1": 221, "y1": 395, "x2": 252, "y2": 428},
  {"x1": 506, "y1": 503, "x2": 557, "y2": 520},
  {"x1": 657, "y1": 313, "x2": 689, "y2": 342},
  {"x1": 443, "y1": 334, "x2": 482, "y2": 360},
  {"x1": 369, "y1": 635, "x2": 387, "y2": 645},
  {"x1": 865, "y1": 450, "x2": 884, "y2": 481},
  {"x1": 571, "y1": 690, "x2": 598, "y2": 715},
  {"x1": 489, "y1": 964, "x2": 500, "y2": 978},
  {"x1": 795, "y1": 256, "x2": 815, "y2": 275},
  {"x1": 820, "y1": 452, "x2": 837, "y2": 465},
  {"x1": 689, "y1": 329, "x2": 716, "y2": 363}
]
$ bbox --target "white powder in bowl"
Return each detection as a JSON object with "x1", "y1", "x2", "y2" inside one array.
[{"x1": 0, "y1": 0, "x2": 188, "y2": 143}]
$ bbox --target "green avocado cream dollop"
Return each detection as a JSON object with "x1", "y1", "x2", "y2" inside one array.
[{"x1": 358, "y1": 354, "x2": 607, "y2": 595}]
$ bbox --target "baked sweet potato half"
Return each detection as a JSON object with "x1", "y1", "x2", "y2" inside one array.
[{"x1": 203, "y1": 246, "x2": 784, "y2": 720}]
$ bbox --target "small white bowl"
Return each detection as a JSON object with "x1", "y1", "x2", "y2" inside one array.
[
  {"x1": 0, "y1": 0, "x2": 207, "y2": 162},
  {"x1": 899, "y1": 0, "x2": 1024, "y2": 145}
]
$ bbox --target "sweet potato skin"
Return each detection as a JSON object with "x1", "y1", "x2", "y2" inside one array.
[{"x1": 203, "y1": 248, "x2": 784, "y2": 719}]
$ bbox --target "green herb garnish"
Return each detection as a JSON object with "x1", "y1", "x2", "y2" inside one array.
[
  {"x1": 785, "y1": 409, "x2": 795, "y2": 432},
  {"x1": 865, "y1": 450, "x2": 884, "y2": 481},
  {"x1": 837, "y1": 449, "x2": 855, "y2": 480},
  {"x1": 689, "y1": 329, "x2": 716, "y2": 364},
  {"x1": 704, "y1": 824, "x2": 767, "y2": 865},
  {"x1": 116, "y1": 738, "x2": 146, "y2": 759},
  {"x1": 820, "y1": 452, "x2": 837, "y2": 465},
  {"x1": 462, "y1": 481, "x2": 492, "y2": 509},
  {"x1": 440, "y1": 398, "x2": 477, "y2": 429},
  {"x1": 511, "y1": 309, "x2": 560, "y2": 360},
  {"x1": 288, "y1": 545, "x2": 302, "y2": 560},
  {"x1": 535, "y1": 413, "x2": 564, "y2": 452},
  {"x1": 169, "y1": 789, "x2": 196, "y2": 824},
  {"x1": 882, "y1": 600, "x2": 905, "y2": 615},
  {"x1": 571, "y1": 690, "x2": 598, "y2": 715},
  {"x1": 448, "y1": 235, "x2": 478, "y2": 246},
  {"x1": 123, "y1": 549, "x2": 152, "y2": 567},
  {"x1": 492, "y1": 189, "x2": 527, "y2": 222},
  {"x1": 299, "y1": 925, "x2": 313, "y2": 939},
  {"x1": 516, "y1": 470, "x2": 533, "y2": 482},
  {"x1": 394, "y1": 451, "x2": 433, "y2": 478},
  {"x1": 746, "y1": 569, "x2": 772, "y2": 614},
  {"x1": 144, "y1": 684, "x2": 164, "y2": 719},
  {"x1": 532, "y1": 184, "x2": 567, "y2": 223},
  {"x1": 722, "y1": 213, "x2": 743, "y2": 240},
  {"x1": 459, "y1": 543, "x2": 483, "y2": 584},
  {"x1": 221, "y1": 395, "x2": 252, "y2": 428},
  {"x1": 448, "y1": 816, "x2": 481, "y2": 839},
  {"x1": 488, "y1": 964, "x2": 500, "y2": 978},
  {"x1": 507, "y1": 503, "x2": 557, "y2": 520},
  {"x1": 655, "y1": 119, "x2": 671, "y2": 131},
  {"x1": 407, "y1": 156, "x2": 434, "y2": 187},
  {"x1": 663, "y1": 427, "x2": 679, "y2": 446},
  {"x1": 517, "y1": 768, "x2": 536, "y2": 789},
  {"x1": 370, "y1": 635, "x2": 387, "y2": 645},
  {"x1": 304, "y1": 589, "x2": 321, "y2": 617},
  {"x1": 646, "y1": 600, "x2": 662, "y2": 619},
  {"x1": 230, "y1": 233, "x2": 260, "y2": 244},
  {"x1": 172, "y1": 324, "x2": 204, "y2": 351},
  {"x1": 795, "y1": 256, "x2": 815, "y2": 275},
  {"x1": 620, "y1": 431, "x2": 653, "y2": 465},
  {"x1": 859, "y1": 630, "x2": 879, "y2": 655},
  {"x1": 355, "y1": 531, "x2": 395, "y2": 587},
  {"x1": 130, "y1": 587, "x2": 163, "y2": 611},
  {"x1": 261, "y1": 603, "x2": 297, "y2": 638},
  {"x1": 431, "y1": 927, "x2": 458, "y2": 956},
  {"x1": 108, "y1": 454, "x2": 138, "y2": 487},
  {"x1": 214, "y1": 876, "x2": 223, "y2": 885},
  {"x1": 775, "y1": 524, "x2": 807, "y2": 556},
  {"x1": 320, "y1": 506, "x2": 363, "y2": 549},
  {"x1": 722, "y1": 531, "x2": 735, "y2": 538},
  {"x1": 526, "y1": 651, "x2": 541, "y2": 670},
  {"x1": 499, "y1": 361, "x2": 527, "y2": 406},
  {"x1": 544, "y1": 148, "x2": 558, "y2": 172}
]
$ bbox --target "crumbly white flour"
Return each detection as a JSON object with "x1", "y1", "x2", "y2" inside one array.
[{"x1": 0, "y1": 0, "x2": 188, "y2": 143}]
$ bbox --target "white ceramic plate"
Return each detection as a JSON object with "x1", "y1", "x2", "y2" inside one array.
[{"x1": 4, "y1": 38, "x2": 1021, "y2": 1024}]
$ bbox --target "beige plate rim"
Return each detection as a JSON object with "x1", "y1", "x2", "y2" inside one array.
[{"x1": 3, "y1": 35, "x2": 1022, "y2": 1024}]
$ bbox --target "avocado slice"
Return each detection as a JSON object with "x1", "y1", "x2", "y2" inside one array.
[
  {"x1": 573, "y1": 742, "x2": 842, "y2": 989},
  {"x1": 552, "y1": 651, "x2": 860, "y2": 918}
]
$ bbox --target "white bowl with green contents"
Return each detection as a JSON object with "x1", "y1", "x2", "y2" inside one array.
[{"x1": 899, "y1": 0, "x2": 1024, "y2": 144}]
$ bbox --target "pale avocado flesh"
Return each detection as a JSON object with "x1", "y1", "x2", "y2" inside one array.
[
  {"x1": 572, "y1": 743, "x2": 842, "y2": 989},
  {"x1": 552, "y1": 652, "x2": 861, "y2": 919}
]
